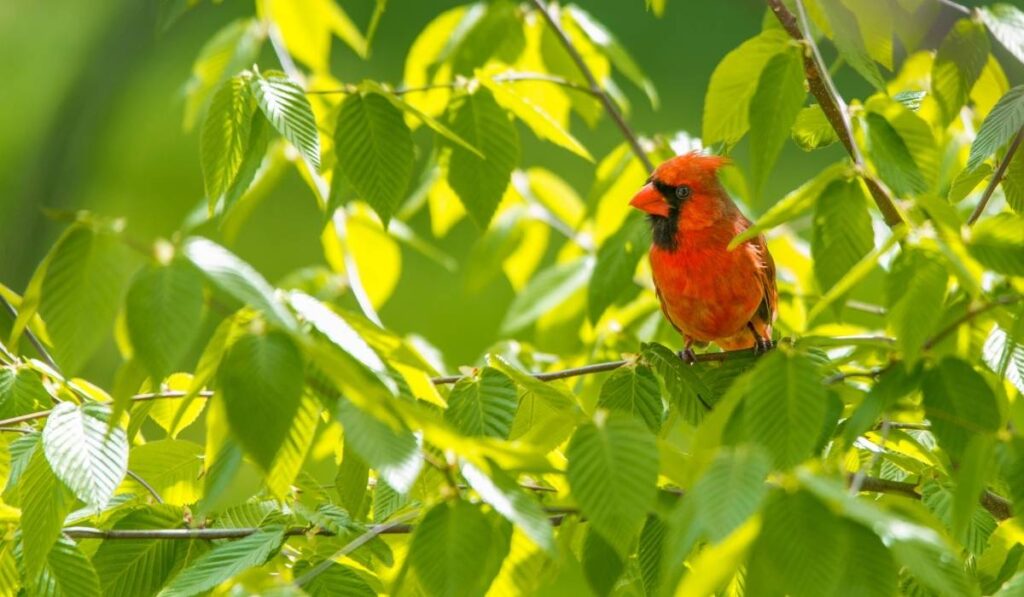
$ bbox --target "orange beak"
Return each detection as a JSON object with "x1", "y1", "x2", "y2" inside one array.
[{"x1": 629, "y1": 183, "x2": 670, "y2": 217}]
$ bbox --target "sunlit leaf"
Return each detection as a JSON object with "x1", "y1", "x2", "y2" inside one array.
[
  {"x1": 967, "y1": 85, "x2": 1024, "y2": 173},
  {"x1": 980, "y1": 4, "x2": 1024, "y2": 66},
  {"x1": 26, "y1": 537, "x2": 101, "y2": 597},
  {"x1": 817, "y1": 0, "x2": 886, "y2": 89},
  {"x1": 791, "y1": 105, "x2": 839, "y2": 151},
  {"x1": 42, "y1": 402, "x2": 127, "y2": 508},
  {"x1": 462, "y1": 461, "x2": 555, "y2": 554},
  {"x1": 159, "y1": 527, "x2": 284, "y2": 597},
  {"x1": 250, "y1": 70, "x2": 321, "y2": 171},
  {"x1": 887, "y1": 249, "x2": 948, "y2": 364},
  {"x1": 127, "y1": 439, "x2": 204, "y2": 506},
  {"x1": 702, "y1": 29, "x2": 789, "y2": 148},
  {"x1": 968, "y1": 213, "x2": 1024, "y2": 276},
  {"x1": 501, "y1": 257, "x2": 593, "y2": 334},
  {"x1": 201, "y1": 75, "x2": 256, "y2": 202},
  {"x1": 91, "y1": 505, "x2": 189, "y2": 597},
  {"x1": 336, "y1": 399, "x2": 422, "y2": 494},
  {"x1": 19, "y1": 449, "x2": 73, "y2": 580},
  {"x1": 932, "y1": 18, "x2": 990, "y2": 126},
  {"x1": 184, "y1": 18, "x2": 265, "y2": 130},
  {"x1": 812, "y1": 178, "x2": 874, "y2": 293}
]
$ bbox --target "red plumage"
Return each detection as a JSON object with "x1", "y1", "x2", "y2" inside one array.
[{"x1": 630, "y1": 152, "x2": 777, "y2": 352}]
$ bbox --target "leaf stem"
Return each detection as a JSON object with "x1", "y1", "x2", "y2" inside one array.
[
  {"x1": 968, "y1": 126, "x2": 1024, "y2": 225},
  {"x1": 529, "y1": 0, "x2": 654, "y2": 172},
  {"x1": 0, "y1": 295, "x2": 61, "y2": 374},
  {"x1": 766, "y1": 0, "x2": 904, "y2": 228}
]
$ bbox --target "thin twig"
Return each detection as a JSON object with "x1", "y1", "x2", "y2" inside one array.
[
  {"x1": 530, "y1": 0, "x2": 654, "y2": 172},
  {"x1": 306, "y1": 73, "x2": 601, "y2": 98},
  {"x1": 923, "y1": 294, "x2": 1024, "y2": 350},
  {"x1": 0, "y1": 390, "x2": 213, "y2": 430},
  {"x1": 853, "y1": 475, "x2": 1010, "y2": 520},
  {"x1": 0, "y1": 295, "x2": 60, "y2": 373},
  {"x1": 125, "y1": 470, "x2": 164, "y2": 504},
  {"x1": 968, "y1": 127, "x2": 1024, "y2": 225},
  {"x1": 766, "y1": 0, "x2": 904, "y2": 228},
  {"x1": 934, "y1": 0, "x2": 972, "y2": 15}
]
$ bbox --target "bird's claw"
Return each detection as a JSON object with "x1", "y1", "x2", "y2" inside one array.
[
  {"x1": 677, "y1": 348, "x2": 697, "y2": 364},
  {"x1": 753, "y1": 337, "x2": 774, "y2": 356}
]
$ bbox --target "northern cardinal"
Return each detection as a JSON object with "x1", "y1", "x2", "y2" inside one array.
[{"x1": 630, "y1": 152, "x2": 777, "y2": 359}]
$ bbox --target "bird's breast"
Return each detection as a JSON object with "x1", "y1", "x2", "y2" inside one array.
[{"x1": 650, "y1": 240, "x2": 763, "y2": 341}]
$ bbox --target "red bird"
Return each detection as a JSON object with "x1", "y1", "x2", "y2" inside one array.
[{"x1": 630, "y1": 152, "x2": 777, "y2": 359}]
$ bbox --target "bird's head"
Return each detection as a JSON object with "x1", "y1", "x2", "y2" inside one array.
[{"x1": 629, "y1": 152, "x2": 732, "y2": 249}]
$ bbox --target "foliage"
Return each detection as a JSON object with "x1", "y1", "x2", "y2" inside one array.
[{"x1": 1, "y1": 0, "x2": 1024, "y2": 595}]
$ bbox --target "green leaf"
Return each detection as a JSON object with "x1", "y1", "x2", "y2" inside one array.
[
  {"x1": 336, "y1": 399, "x2": 422, "y2": 494},
  {"x1": 297, "y1": 561, "x2": 375, "y2": 597},
  {"x1": 791, "y1": 105, "x2": 839, "y2": 151},
  {"x1": 288, "y1": 291, "x2": 387, "y2": 376},
  {"x1": 250, "y1": 70, "x2": 321, "y2": 170},
  {"x1": 565, "y1": 5, "x2": 659, "y2": 109},
  {"x1": 448, "y1": 1, "x2": 525, "y2": 76},
  {"x1": 462, "y1": 461, "x2": 555, "y2": 554},
  {"x1": 183, "y1": 18, "x2": 265, "y2": 130},
  {"x1": 27, "y1": 537, "x2": 102, "y2": 597},
  {"x1": 479, "y1": 75, "x2": 592, "y2": 161},
  {"x1": 742, "y1": 350, "x2": 827, "y2": 469},
  {"x1": 201, "y1": 75, "x2": 256, "y2": 201},
  {"x1": 216, "y1": 110, "x2": 271, "y2": 216},
  {"x1": 922, "y1": 481, "x2": 997, "y2": 557},
  {"x1": 0, "y1": 366, "x2": 50, "y2": 419},
  {"x1": 334, "y1": 91, "x2": 414, "y2": 223},
  {"x1": 702, "y1": 29, "x2": 789, "y2": 148},
  {"x1": 587, "y1": 212, "x2": 647, "y2": 322},
  {"x1": 747, "y1": 491, "x2": 896, "y2": 597},
  {"x1": 42, "y1": 402, "x2": 127, "y2": 508},
  {"x1": 864, "y1": 112, "x2": 927, "y2": 196},
  {"x1": 980, "y1": 4, "x2": 1024, "y2": 66},
  {"x1": 729, "y1": 162, "x2": 849, "y2": 249},
  {"x1": 887, "y1": 249, "x2": 948, "y2": 364},
  {"x1": 219, "y1": 330, "x2": 304, "y2": 471},
  {"x1": 91, "y1": 505, "x2": 189, "y2": 597},
  {"x1": 967, "y1": 85, "x2": 1024, "y2": 172},
  {"x1": 842, "y1": 0, "x2": 894, "y2": 69},
  {"x1": 501, "y1": 257, "x2": 593, "y2": 334},
  {"x1": 567, "y1": 413, "x2": 658, "y2": 553},
  {"x1": 597, "y1": 364, "x2": 663, "y2": 433},
  {"x1": 817, "y1": 0, "x2": 886, "y2": 89},
  {"x1": 19, "y1": 449, "x2": 73, "y2": 580},
  {"x1": 812, "y1": 178, "x2": 874, "y2": 293},
  {"x1": 39, "y1": 225, "x2": 134, "y2": 374},
  {"x1": 407, "y1": 501, "x2": 511, "y2": 597},
  {"x1": 582, "y1": 529, "x2": 624, "y2": 596},
  {"x1": 949, "y1": 162, "x2": 992, "y2": 202},
  {"x1": 182, "y1": 237, "x2": 298, "y2": 331},
  {"x1": 128, "y1": 439, "x2": 204, "y2": 506},
  {"x1": 445, "y1": 367, "x2": 518, "y2": 438},
  {"x1": 968, "y1": 214, "x2": 1024, "y2": 276},
  {"x1": 1003, "y1": 148, "x2": 1024, "y2": 213},
  {"x1": 445, "y1": 88, "x2": 520, "y2": 227},
  {"x1": 932, "y1": 18, "x2": 990, "y2": 126},
  {"x1": 158, "y1": 527, "x2": 284, "y2": 597},
  {"x1": 691, "y1": 447, "x2": 771, "y2": 542},
  {"x1": 267, "y1": 392, "x2": 320, "y2": 500},
  {"x1": 749, "y1": 49, "x2": 805, "y2": 195},
  {"x1": 126, "y1": 259, "x2": 205, "y2": 381},
  {"x1": 641, "y1": 342, "x2": 713, "y2": 424},
  {"x1": 983, "y1": 324, "x2": 1024, "y2": 394},
  {"x1": 922, "y1": 357, "x2": 1001, "y2": 460}
]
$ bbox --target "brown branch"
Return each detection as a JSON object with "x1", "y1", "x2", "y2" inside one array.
[
  {"x1": 968, "y1": 127, "x2": 1024, "y2": 225},
  {"x1": 922, "y1": 294, "x2": 1024, "y2": 350},
  {"x1": 766, "y1": 0, "x2": 904, "y2": 228},
  {"x1": 852, "y1": 475, "x2": 1011, "y2": 520},
  {"x1": 530, "y1": 0, "x2": 654, "y2": 172}
]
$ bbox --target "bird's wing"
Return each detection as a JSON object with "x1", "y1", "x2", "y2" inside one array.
[{"x1": 751, "y1": 232, "x2": 778, "y2": 327}]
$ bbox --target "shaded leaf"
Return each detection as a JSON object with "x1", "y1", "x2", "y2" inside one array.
[
  {"x1": 567, "y1": 413, "x2": 658, "y2": 553},
  {"x1": 791, "y1": 105, "x2": 839, "y2": 151},
  {"x1": 92, "y1": 505, "x2": 190, "y2": 597},
  {"x1": 445, "y1": 367, "x2": 518, "y2": 438},
  {"x1": 980, "y1": 4, "x2": 1024, "y2": 66},
  {"x1": 967, "y1": 85, "x2": 1024, "y2": 173},
  {"x1": 812, "y1": 178, "x2": 874, "y2": 293},
  {"x1": 921, "y1": 357, "x2": 1000, "y2": 460},
  {"x1": 596, "y1": 364, "x2": 663, "y2": 433},
  {"x1": 692, "y1": 447, "x2": 771, "y2": 542},
  {"x1": 336, "y1": 399, "x2": 422, "y2": 494},
  {"x1": 218, "y1": 330, "x2": 304, "y2": 471},
  {"x1": 334, "y1": 91, "x2": 414, "y2": 223},
  {"x1": 588, "y1": 212, "x2": 647, "y2": 322},
  {"x1": 201, "y1": 75, "x2": 256, "y2": 201},
  {"x1": 932, "y1": 18, "x2": 989, "y2": 125},
  {"x1": 159, "y1": 527, "x2": 284, "y2": 597},
  {"x1": 501, "y1": 257, "x2": 593, "y2": 334},
  {"x1": 250, "y1": 70, "x2": 321, "y2": 170},
  {"x1": 968, "y1": 214, "x2": 1024, "y2": 276}
]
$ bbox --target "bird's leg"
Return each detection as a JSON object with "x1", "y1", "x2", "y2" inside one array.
[
  {"x1": 747, "y1": 322, "x2": 773, "y2": 355},
  {"x1": 677, "y1": 338, "x2": 697, "y2": 364}
]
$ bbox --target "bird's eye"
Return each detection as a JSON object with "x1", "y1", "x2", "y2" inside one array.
[{"x1": 675, "y1": 185, "x2": 692, "y2": 200}]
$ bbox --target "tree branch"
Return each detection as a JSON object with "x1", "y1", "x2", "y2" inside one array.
[
  {"x1": 853, "y1": 475, "x2": 1012, "y2": 520},
  {"x1": 530, "y1": 0, "x2": 654, "y2": 172},
  {"x1": 968, "y1": 127, "x2": 1024, "y2": 225},
  {"x1": 766, "y1": 0, "x2": 904, "y2": 228},
  {"x1": 922, "y1": 294, "x2": 1024, "y2": 350}
]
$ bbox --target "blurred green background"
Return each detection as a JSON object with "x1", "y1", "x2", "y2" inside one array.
[{"x1": 0, "y1": 0, "x2": 1000, "y2": 370}]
